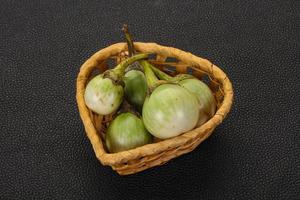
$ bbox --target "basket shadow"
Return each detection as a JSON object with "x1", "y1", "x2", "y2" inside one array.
[{"x1": 94, "y1": 126, "x2": 232, "y2": 199}]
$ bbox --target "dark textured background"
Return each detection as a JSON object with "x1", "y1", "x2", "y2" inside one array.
[{"x1": 1, "y1": 0, "x2": 299, "y2": 199}]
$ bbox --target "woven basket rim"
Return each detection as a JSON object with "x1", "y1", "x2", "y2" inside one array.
[{"x1": 76, "y1": 42, "x2": 233, "y2": 166}]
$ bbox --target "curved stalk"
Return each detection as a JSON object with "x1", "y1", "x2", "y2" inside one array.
[
  {"x1": 114, "y1": 53, "x2": 148, "y2": 75},
  {"x1": 141, "y1": 60, "x2": 159, "y2": 88},
  {"x1": 149, "y1": 65, "x2": 172, "y2": 80}
]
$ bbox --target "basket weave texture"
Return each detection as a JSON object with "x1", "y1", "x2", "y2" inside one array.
[{"x1": 76, "y1": 42, "x2": 233, "y2": 175}]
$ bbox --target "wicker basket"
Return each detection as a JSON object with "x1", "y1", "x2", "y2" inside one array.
[{"x1": 76, "y1": 42, "x2": 233, "y2": 175}]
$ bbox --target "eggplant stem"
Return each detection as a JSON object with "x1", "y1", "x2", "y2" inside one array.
[
  {"x1": 149, "y1": 65, "x2": 173, "y2": 80},
  {"x1": 141, "y1": 60, "x2": 159, "y2": 88},
  {"x1": 122, "y1": 24, "x2": 136, "y2": 56},
  {"x1": 114, "y1": 53, "x2": 148, "y2": 75}
]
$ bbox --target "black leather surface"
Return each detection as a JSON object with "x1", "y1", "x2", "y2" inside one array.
[{"x1": 1, "y1": 0, "x2": 299, "y2": 199}]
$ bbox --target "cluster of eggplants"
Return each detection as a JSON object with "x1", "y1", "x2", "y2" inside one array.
[
  {"x1": 84, "y1": 25, "x2": 216, "y2": 153},
  {"x1": 84, "y1": 53, "x2": 147, "y2": 115}
]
